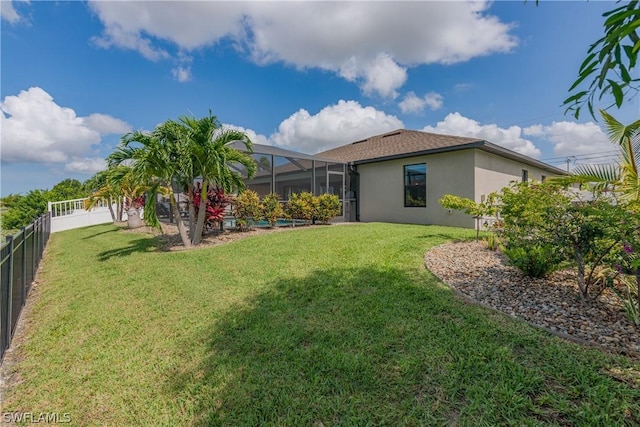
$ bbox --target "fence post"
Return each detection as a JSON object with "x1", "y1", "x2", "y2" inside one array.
[
  {"x1": 35, "y1": 217, "x2": 39, "y2": 263},
  {"x1": 4, "y1": 235, "x2": 14, "y2": 353},
  {"x1": 44, "y1": 212, "x2": 50, "y2": 252},
  {"x1": 31, "y1": 218, "x2": 38, "y2": 294},
  {"x1": 45, "y1": 212, "x2": 51, "y2": 250},
  {"x1": 21, "y1": 226, "x2": 28, "y2": 308},
  {"x1": 39, "y1": 213, "x2": 44, "y2": 257}
]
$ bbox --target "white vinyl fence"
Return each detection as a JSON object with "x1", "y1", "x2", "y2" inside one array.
[{"x1": 48, "y1": 198, "x2": 126, "y2": 233}]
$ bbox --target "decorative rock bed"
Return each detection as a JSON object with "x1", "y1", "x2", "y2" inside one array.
[{"x1": 425, "y1": 241, "x2": 640, "y2": 357}]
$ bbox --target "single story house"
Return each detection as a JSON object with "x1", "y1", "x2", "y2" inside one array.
[
  {"x1": 317, "y1": 129, "x2": 566, "y2": 228},
  {"x1": 234, "y1": 129, "x2": 566, "y2": 229}
]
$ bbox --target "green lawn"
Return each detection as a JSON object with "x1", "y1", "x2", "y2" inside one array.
[{"x1": 2, "y1": 223, "x2": 639, "y2": 426}]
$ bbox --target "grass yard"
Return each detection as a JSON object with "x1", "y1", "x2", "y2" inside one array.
[{"x1": 1, "y1": 222, "x2": 639, "y2": 426}]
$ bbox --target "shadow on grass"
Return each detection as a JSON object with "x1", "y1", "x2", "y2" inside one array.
[
  {"x1": 96, "y1": 236, "x2": 159, "y2": 261},
  {"x1": 416, "y1": 233, "x2": 476, "y2": 242},
  {"x1": 412, "y1": 226, "x2": 477, "y2": 243},
  {"x1": 166, "y1": 266, "x2": 637, "y2": 426},
  {"x1": 81, "y1": 227, "x2": 120, "y2": 240}
]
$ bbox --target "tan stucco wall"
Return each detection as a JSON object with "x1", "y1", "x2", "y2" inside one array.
[
  {"x1": 473, "y1": 150, "x2": 558, "y2": 202},
  {"x1": 357, "y1": 150, "x2": 476, "y2": 227},
  {"x1": 357, "y1": 148, "x2": 562, "y2": 228}
]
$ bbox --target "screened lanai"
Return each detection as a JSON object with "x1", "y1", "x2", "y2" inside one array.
[{"x1": 230, "y1": 142, "x2": 355, "y2": 222}]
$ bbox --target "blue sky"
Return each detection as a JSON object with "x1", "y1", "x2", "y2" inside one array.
[{"x1": 1, "y1": 0, "x2": 637, "y2": 197}]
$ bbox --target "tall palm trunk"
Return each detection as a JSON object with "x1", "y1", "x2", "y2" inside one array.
[
  {"x1": 108, "y1": 201, "x2": 116, "y2": 223},
  {"x1": 187, "y1": 183, "x2": 196, "y2": 241},
  {"x1": 118, "y1": 200, "x2": 124, "y2": 222},
  {"x1": 169, "y1": 189, "x2": 191, "y2": 248},
  {"x1": 192, "y1": 180, "x2": 208, "y2": 245}
]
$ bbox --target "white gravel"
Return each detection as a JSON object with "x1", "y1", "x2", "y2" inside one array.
[{"x1": 425, "y1": 241, "x2": 640, "y2": 357}]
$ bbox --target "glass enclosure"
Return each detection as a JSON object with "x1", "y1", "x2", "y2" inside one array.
[
  {"x1": 232, "y1": 142, "x2": 350, "y2": 221},
  {"x1": 246, "y1": 153, "x2": 272, "y2": 198}
]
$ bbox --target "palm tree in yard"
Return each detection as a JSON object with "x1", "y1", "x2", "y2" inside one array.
[
  {"x1": 84, "y1": 169, "x2": 121, "y2": 223},
  {"x1": 565, "y1": 110, "x2": 639, "y2": 207},
  {"x1": 107, "y1": 113, "x2": 257, "y2": 247},
  {"x1": 178, "y1": 114, "x2": 257, "y2": 244},
  {"x1": 108, "y1": 124, "x2": 193, "y2": 246},
  {"x1": 84, "y1": 166, "x2": 146, "y2": 224}
]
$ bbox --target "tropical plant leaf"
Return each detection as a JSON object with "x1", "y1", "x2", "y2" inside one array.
[{"x1": 563, "y1": 0, "x2": 640, "y2": 119}]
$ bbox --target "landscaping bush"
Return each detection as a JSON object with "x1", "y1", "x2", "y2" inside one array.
[
  {"x1": 503, "y1": 244, "x2": 563, "y2": 278},
  {"x1": 233, "y1": 190, "x2": 262, "y2": 230},
  {"x1": 438, "y1": 193, "x2": 499, "y2": 241},
  {"x1": 483, "y1": 233, "x2": 502, "y2": 252},
  {"x1": 499, "y1": 181, "x2": 636, "y2": 300},
  {"x1": 261, "y1": 192, "x2": 284, "y2": 227},
  {"x1": 192, "y1": 185, "x2": 232, "y2": 232},
  {"x1": 285, "y1": 191, "x2": 315, "y2": 224},
  {"x1": 549, "y1": 198, "x2": 629, "y2": 298},
  {"x1": 314, "y1": 193, "x2": 341, "y2": 224}
]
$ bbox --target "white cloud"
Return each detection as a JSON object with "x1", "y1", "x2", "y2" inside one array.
[
  {"x1": 171, "y1": 65, "x2": 192, "y2": 82},
  {"x1": 525, "y1": 121, "x2": 611, "y2": 158},
  {"x1": 222, "y1": 124, "x2": 270, "y2": 147},
  {"x1": 0, "y1": 0, "x2": 27, "y2": 24},
  {"x1": 1, "y1": 87, "x2": 131, "y2": 172},
  {"x1": 65, "y1": 157, "x2": 107, "y2": 174},
  {"x1": 523, "y1": 124, "x2": 544, "y2": 137},
  {"x1": 270, "y1": 100, "x2": 403, "y2": 153},
  {"x1": 87, "y1": 1, "x2": 517, "y2": 97},
  {"x1": 423, "y1": 112, "x2": 541, "y2": 158},
  {"x1": 399, "y1": 91, "x2": 444, "y2": 114},
  {"x1": 339, "y1": 53, "x2": 408, "y2": 99},
  {"x1": 82, "y1": 113, "x2": 132, "y2": 135}
]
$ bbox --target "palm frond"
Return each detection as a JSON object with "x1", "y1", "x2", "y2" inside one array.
[
  {"x1": 143, "y1": 182, "x2": 162, "y2": 230},
  {"x1": 572, "y1": 163, "x2": 621, "y2": 182},
  {"x1": 600, "y1": 109, "x2": 640, "y2": 147}
]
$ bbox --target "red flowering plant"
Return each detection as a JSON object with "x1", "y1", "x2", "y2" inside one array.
[
  {"x1": 124, "y1": 195, "x2": 145, "y2": 211},
  {"x1": 192, "y1": 183, "x2": 232, "y2": 233}
]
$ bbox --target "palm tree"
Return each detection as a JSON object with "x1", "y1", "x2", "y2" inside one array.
[
  {"x1": 177, "y1": 114, "x2": 257, "y2": 244},
  {"x1": 108, "y1": 128, "x2": 193, "y2": 247},
  {"x1": 84, "y1": 170, "x2": 120, "y2": 222},
  {"x1": 84, "y1": 166, "x2": 146, "y2": 223},
  {"x1": 107, "y1": 113, "x2": 257, "y2": 247},
  {"x1": 108, "y1": 165, "x2": 150, "y2": 228},
  {"x1": 564, "y1": 110, "x2": 639, "y2": 207}
]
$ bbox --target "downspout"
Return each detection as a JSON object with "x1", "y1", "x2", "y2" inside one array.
[{"x1": 348, "y1": 163, "x2": 360, "y2": 222}]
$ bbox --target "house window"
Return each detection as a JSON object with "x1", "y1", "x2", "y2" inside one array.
[
  {"x1": 404, "y1": 164, "x2": 426, "y2": 207},
  {"x1": 522, "y1": 169, "x2": 529, "y2": 182},
  {"x1": 541, "y1": 175, "x2": 547, "y2": 182}
]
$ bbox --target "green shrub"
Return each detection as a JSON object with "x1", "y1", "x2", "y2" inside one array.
[
  {"x1": 261, "y1": 193, "x2": 284, "y2": 227},
  {"x1": 503, "y1": 244, "x2": 563, "y2": 278},
  {"x1": 315, "y1": 193, "x2": 341, "y2": 224},
  {"x1": 1, "y1": 189, "x2": 49, "y2": 230},
  {"x1": 233, "y1": 190, "x2": 262, "y2": 230},
  {"x1": 285, "y1": 191, "x2": 315, "y2": 223},
  {"x1": 484, "y1": 233, "x2": 502, "y2": 252}
]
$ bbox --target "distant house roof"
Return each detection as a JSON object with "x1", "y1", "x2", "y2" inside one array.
[{"x1": 317, "y1": 129, "x2": 566, "y2": 175}]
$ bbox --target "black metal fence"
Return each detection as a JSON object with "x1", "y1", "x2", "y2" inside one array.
[{"x1": 0, "y1": 212, "x2": 51, "y2": 364}]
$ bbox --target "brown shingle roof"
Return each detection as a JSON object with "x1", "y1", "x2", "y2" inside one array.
[{"x1": 317, "y1": 129, "x2": 483, "y2": 163}]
